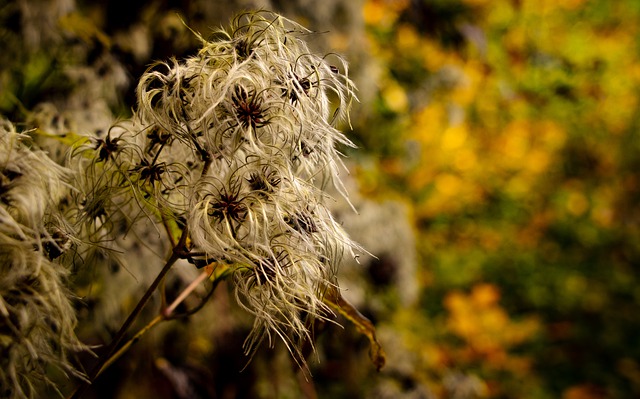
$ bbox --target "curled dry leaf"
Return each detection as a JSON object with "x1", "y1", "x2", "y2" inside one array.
[{"x1": 324, "y1": 285, "x2": 386, "y2": 371}]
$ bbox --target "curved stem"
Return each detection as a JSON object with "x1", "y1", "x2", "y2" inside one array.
[
  {"x1": 96, "y1": 267, "x2": 217, "y2": 378},
  {"x1": 94, "y1": 314, "x2": 164, "y2": 380},
  {"x1": 96, "y1": 264, "x2": 228, "y2": 379},
  {"x1": 70, "y1": 228, "x2": 189, "y2": 399},
  {"x1": 163, "y1": 268, "x2": 211, "y2": 317},
  {"x1": 160, "y1": 211, "x2": 178, "y2": 248}
]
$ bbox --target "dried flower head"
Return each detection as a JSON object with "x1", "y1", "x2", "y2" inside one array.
[
  {"x1": 0, "y1": 121, "x2": 69, "y2": 225},
  {"x1": 132, "y1": 11, "x2": 361, "y2": 361},
  {"x1": 63, "y1": 10, "x2": 362, "y2": 367},
  {"x1": 0, "y1": 120, "x2": 84, "y2": 398}
]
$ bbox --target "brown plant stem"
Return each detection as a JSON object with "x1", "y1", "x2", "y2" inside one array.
[
  {"x1": 95, "y1": 314, "x2": 164, "y2": 379},
  {"x1": 163, "y1": 267, "x2": 211, "y2": 317},
  {"x1": 69, "y1": 228, "x2": 190, "y2": 399},
  {"x1": 89, "y1": 267, "x2": 214, "y2": 384}
]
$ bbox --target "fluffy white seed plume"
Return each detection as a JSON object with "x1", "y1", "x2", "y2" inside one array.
[
  {"x1": 80, "y1": 11, "x2": 361, "y2": 364},
  {"x1": 0, "y1": 120, "x2": 84, "y2": 398}
]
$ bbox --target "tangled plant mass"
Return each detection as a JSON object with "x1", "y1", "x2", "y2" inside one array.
[
  {"x1": 0, "y1": 121, "x2": 83, "y2": 398},
  {"x1": 1, "y1": 11, "x2": 382, "y2": 397},
  {"x1": 132, "y1": 10, "x2": 360, "y2": 356}
]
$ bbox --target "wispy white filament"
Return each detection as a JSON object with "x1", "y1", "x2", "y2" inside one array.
[{"x1": 77, "y1": 11, "x2": 362, "y2": 364}]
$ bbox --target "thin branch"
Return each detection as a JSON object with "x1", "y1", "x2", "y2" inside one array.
[
  {"x1": 94, "y1": 314, "x2": 164, "y2": 379},
  {"x1": 162, "y1": 267, "x2": 211, "y2": 317},
  {"x1": 69, "y1": 228, "x2": 189, "y2": 399},
  {"x1": 165, "y1": 263, "x2": 229, "y2": 320},
  {"x1": 72, "y1": 259, "x2": 228, "y2": 399}
]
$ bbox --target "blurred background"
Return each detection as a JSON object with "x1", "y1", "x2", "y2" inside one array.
[{"x1": 2, "y1": 0, "x2": 640, "y2": 398}]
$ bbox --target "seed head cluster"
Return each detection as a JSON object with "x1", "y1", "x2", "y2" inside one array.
[
  {"x1": 76, "y1": 11, "x2": 361, "y2": 360},
  {"x1": 0, "y1": 120, "x2": 83, "y2": 398}
]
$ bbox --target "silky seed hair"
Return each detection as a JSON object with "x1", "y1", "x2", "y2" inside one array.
[
  {"x1": 0, "y1": 120, "x2": 84, "y2": 398},
  {"x1": 0, "y1": 121, "x2": 69, "y2": 226},
  {"x1": 76, "y1": 11, "x2": 362, "y2": 363}
]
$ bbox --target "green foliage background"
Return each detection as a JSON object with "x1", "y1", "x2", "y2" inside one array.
[{"x1": 356, "y1": 1, "x2": 640, "y2": 398}]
